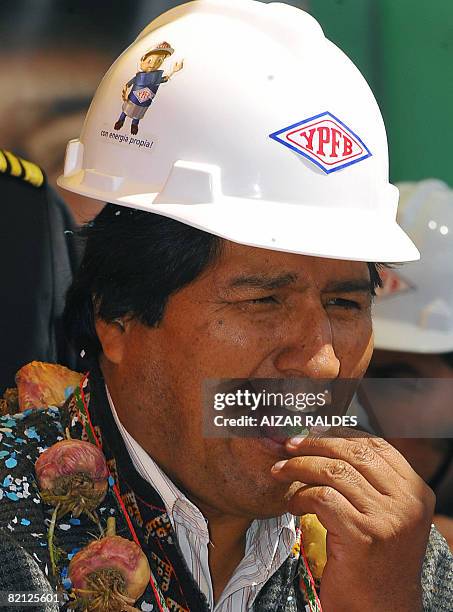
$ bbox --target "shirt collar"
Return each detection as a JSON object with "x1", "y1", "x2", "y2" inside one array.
[{"x1": 106, "y1": 385, "x2": 203, "y2": 530}]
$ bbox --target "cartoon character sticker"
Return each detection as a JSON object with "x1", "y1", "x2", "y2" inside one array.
[{"x1": 114, "y1": 41, "x2": 183, "y2": 135}]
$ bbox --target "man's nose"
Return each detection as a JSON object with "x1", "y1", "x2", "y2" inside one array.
[{"x1": 274, "y1": 305, "x2": 340, "y2": 379}]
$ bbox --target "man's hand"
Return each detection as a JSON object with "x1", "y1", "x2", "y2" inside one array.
[{"x1": 271, "y1": 433, "x2": 435, "y2": 612}]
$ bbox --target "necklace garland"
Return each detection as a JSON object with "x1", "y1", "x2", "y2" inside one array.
[{"x1": 34, "y1": 373, "x2": 321, "y2": 611}]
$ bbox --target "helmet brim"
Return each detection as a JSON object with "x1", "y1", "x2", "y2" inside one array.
[
  {"x1": 373, "y1": 318, "x2": 453, "y2": 354},
  {"x1": 58, "y1": 172, "x2": 419, "y2": 263}
]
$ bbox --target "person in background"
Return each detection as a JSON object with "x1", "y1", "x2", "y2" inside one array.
[{"x1": 368, "y1": 179, "x2": 453, "y2": 550}]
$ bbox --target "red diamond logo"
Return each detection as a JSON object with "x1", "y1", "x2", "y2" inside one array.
[{"x1": 269, "y1": 111, "x2": 372, "y2": 174}]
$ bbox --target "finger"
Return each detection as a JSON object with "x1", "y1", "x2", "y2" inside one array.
[
  {"x1": 271, "y1": 455, "x2": 380, "y2": 514},
  {"x1": 285, "y1": 431, "x2": 417, "y2": 491},
  {"x1": 287, "y1": 484, "x2": 364, "y2": 538}
]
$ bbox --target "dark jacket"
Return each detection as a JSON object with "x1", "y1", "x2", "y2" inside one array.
[
  {"x1": 0, "y1": 369, "x2": 452, "y2": 611},
  {"x1": 0, "y1": 151, "x2": 80, "y2": 395}
]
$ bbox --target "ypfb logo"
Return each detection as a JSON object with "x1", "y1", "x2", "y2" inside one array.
[{"x1": 269, "y1": 111, "x2": 371, "y2": 174}]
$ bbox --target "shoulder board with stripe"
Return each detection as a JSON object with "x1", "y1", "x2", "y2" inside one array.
[{"x1": 0, "y1": 149, "x2": 45, "y2": 188}]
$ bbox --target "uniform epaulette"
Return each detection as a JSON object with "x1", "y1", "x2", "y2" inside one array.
[{"x1": 0, "y1": 148, "x2": 45, "y2": 188}]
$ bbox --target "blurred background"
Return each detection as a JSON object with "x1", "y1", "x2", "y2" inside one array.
[{"x1": 1, "y1": 0, "x2": 453, "y2": 221}]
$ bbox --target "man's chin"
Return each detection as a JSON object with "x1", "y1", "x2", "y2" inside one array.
[{"x1": 218, "y1": 438, "x2": 297, "y2": 517}]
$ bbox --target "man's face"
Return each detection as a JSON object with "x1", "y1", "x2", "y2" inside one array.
[{"x1": 102, "y1": 242, "x2": 373, "y2": 518}]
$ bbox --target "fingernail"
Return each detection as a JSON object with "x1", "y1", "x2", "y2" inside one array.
[
  {"x1": 287, "y1": 430, "x2": 309, "y2": 447},
  {"x1": 271, "y1": 460, "x2": 288, "y2": 472}
]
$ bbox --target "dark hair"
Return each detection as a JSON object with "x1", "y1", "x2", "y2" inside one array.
[
  {"x1": 64, "y1": 204, "x2": 383, "y2": 356},
  {"x1": 369, "y1": 263, "x2": 384, "y2": 295},
  {"x1": 63, "y1": 204, "x2": 222, "y2": 355}
]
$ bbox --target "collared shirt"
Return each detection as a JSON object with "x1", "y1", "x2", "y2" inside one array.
[{"x1": 107, "y1": 387, "x2": 296, "y2": 611}]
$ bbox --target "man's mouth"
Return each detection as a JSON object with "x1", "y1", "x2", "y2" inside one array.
[{"x1": 254, "y1": 421, "x2": 296, "y2": 458}]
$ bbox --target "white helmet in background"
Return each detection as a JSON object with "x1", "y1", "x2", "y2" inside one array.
[
  {"x1": 373, "y1": 179, "x2": 453, "y2": 353},
  {"x1": 57, "y1": 0, "x2": 418, "y2": 263}
]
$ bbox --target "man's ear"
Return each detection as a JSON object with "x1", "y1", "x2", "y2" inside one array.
[{"x1": 95, "y1": 318, "x2": 128, "y2": 365}]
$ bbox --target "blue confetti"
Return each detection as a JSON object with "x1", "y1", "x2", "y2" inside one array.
[
  {"x1": 62, "y1": 577, "x2": 72, "y2": 590},
  {"x1": 0, "y1": 451, "x2": 9, "y2": 459},
  {"x1": 14, "y1": 437, "x2": 26, "y2": 444},
  {"x1": 108, "y1": 475, "x2": 115, "y2": 487},
  {"x1": 20, "y1": 518, "x2": 31, "y2": 526},
  {"x1": 0, "y1": 418, "x2": 16, "y2": 428},
  {"x1": 24, "y1": 427, "x2": 40, "y2": 441},
  {"x1": 64, "y1": 386, "x2": 74, "y2": 399},
  {"x1": 3, "y1": 475, "x2": 13, "y2": 487},
  {"x1": 22, "y1": 409, "x2": 33, "y2": 417},
  {"x1": 6, "y1": 492, "x2": 19, "y2": 501},
  {"x1": 69, "y1": 518, "x2": 81, "y2": 526},
  {"x1": 67, "y1": 547, "x2": 81, "y2": 560},
  {"x1": 5, "y1": 456, "x2": 17, "y2": 469}
]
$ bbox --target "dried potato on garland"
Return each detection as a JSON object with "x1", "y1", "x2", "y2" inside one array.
[
  {"x1": 35, "y1": 437, "x2": 110, "y2": 575},
  {"x1": 35, "y1": 437, "x2": 152, "y2": 610},
  {"x1": 68, "y1": 517, "x2": 151, "y2": 612}
]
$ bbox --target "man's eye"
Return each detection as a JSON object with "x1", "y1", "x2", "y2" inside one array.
[
  {"x1": 247, "y1": 296, "x2": 278, "y2": 304},
  {"x1": 326, "y1": 297, "x2": 361, "y2": 310}
]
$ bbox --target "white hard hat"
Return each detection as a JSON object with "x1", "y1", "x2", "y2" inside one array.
[
  {"x1": 373, "y1": 179, "x2": 453, "y2": 353},
  {"x1": 57, "y1": 0, "x2": 418, "y2": 263}
]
